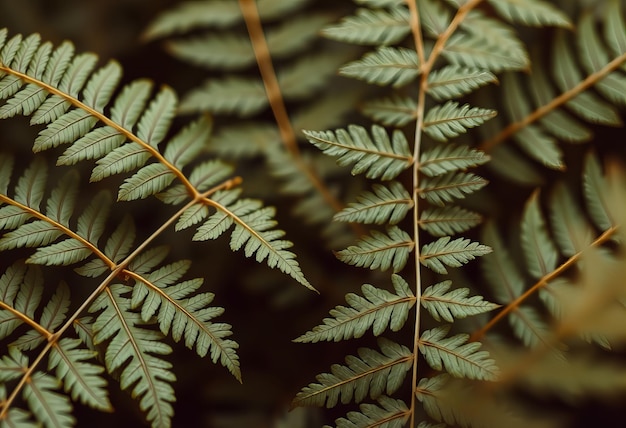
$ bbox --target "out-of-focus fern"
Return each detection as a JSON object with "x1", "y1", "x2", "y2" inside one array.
[
  {"x1": 144, "y1": 0, "x2": 362, "y2": 245},
  {"x1": 0, "y1": 26, "x2": 313, "y2": 427}
]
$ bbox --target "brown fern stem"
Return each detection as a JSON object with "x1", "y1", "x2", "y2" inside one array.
[
  {"x1": 470, "y1": 226, "x2": 618, "y2": 343},
  {"x1": 479, "y1": 51, "x2": 626, "y2": 152},
  {"x1": 405, "y1": 1, "x2": 483, "y2": 425},
  {"x1": 0, "y1": 177, "x2": 238, "y2": 419},
  {"x1": 237, "y1": 0, "x2": 361, "y2": 232}
]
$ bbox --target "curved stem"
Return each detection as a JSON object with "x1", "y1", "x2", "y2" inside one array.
[
  {"x1": 0, "y1": 176, "x2": 238, "y2": 419},
  {"x1": 237, "y1": 0, "x2": 363, "y2": 235}
]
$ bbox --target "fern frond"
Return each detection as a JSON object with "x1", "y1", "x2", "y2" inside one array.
[
  {"x1": 339, "y1": 46, "x2": 420, "y2": 87},
  {"x1": 419, "y1": 326, "x2": 499, "y2": 380},
  {"x1": 90, "y1": 284, "x2": 176, "y2": 428},
  {"x1": 420, "y1": 237, "x2": 491, "y2": 275},
  {"x1": 48, "y1": 338, "x2": 111, "y2": 411},
  {"x1": 179, "y1": 77, "x2": 267, "y2": 116},
  {"x1": 322, "y1": 7, "x2": 410, "y2": 46},
  {"x1": 421, "y1": 281, "x2": 499, "y2": 323},
  {"x1": 583, "y1": 152, "x2": 614, "y2": 231},
  {"x1": 487, "y1": 0, "x2": 571, "y2": 28},
  {"x1": 292, "y1": 338, "x2": 412, "y2": 408},
  {"x1": 334, "y1": 182, "x2": 412, "y2": 225},
  {"x1": 25, "y1": 372, "x2": 76, "y2": 428},
  {"x1": 303, "y1": 125, "x2": 413, "y2": 180},
  {"x1": 193, "y1": 189, "x2": 315, "y2": 290},
  {"x1": 419, "y1": 206, "x2": 483, "y2": 237},
  {"x1": 361, "y1": 95, "x2": 417, "y2": 127},
  {"x1": 427, "y1": 66, "x2": 497, "y2": 101},
  {"x1": 419, "y1": 144, "x2": 489, "y2": 177},
  {"x1": 520, "y1": 191, "x2": 559, "y2": 279},
  {"x1": 481, "y1": 221, "x2": 526, "y2": 304},
  {"x1": 423, "y1": 101, "x2": 496, "y2": 142},
  {"x1": 336, "y1": 226, "x2": 414, "y2": 273},
  {"x1": 129, "y1": 260, "x2": 241, "y2": 381},
  {"x1": 418, "y1": 172, "x2": 488, "y2": 206},
  {"x1": 0, "y1": 262, "x2": 42, "y2": 340},
  {"x1": 329, "y1": 396, "x2": 410, "y2": 428},
  {"x1": 549, "y1": 182, "x2": 594, "y2": 257},
  {"x1": 508, "y1": 306, "x2": 554, "y2": 350},
  {"x1": 295, "y1": 275, "x2": 415, "y2": 343}
]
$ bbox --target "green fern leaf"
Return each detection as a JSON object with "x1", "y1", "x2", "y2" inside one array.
[
  {"x1": 419, "y1": 206, "x2": 482, "y2": 237},
  {"x1": 443, "y1": 32, "x2": 528, "y2": 72},
  {"x1": 0, "y1": 346, "x2": 28, "y2": 382},
  {"x1": 268, "y1": 14, "x2": 335, "y2": 58},
  {"x1": 292, "y1": 338, "x2": 412, "y2": 408},
  {"x1": 331, "y1": 396, "x2": 410, "y2": 428},
  {"x1": 334, "y1": 182, "x2": 412, "y2": 225},
  {"x1": 420, "y1": 237, "x2": 492, "y2": 275},
  {"x1": 423, "y1": 101, "x2": 496, "y2": 142},
  {"x1": 508, "y1": 306, "x2": 554, "y2": 350},
  {"x1": 579, "y1": 12, "x2": 626, "y2": 107},
  {"x1": 527, "y1": 64, "x2": 592, "y2": 143},
  {"x1": 583, "y1": 153, "x2": 614, "y2": 231},
  {"x1": 33, "y1": 109, "x2": 98, "y2": 152},
  {"x1": 0, "y1": 220, "x2": 62, "y2": 251},
  {"x1": 179, "y1": 77, "x2": 267, "y2": 116},
  {"x1": 90, "y1": 284, "x2": 175, "y2": 428},
  {"x1": 137, "y1": 87, "x2": 177, "y2": 148},
  {"x1": 49, "y1": 337, "x2": 111, "y2": 411},
  {"x1": 487, "y1": 0, "x2": 571, "y2": 28},
  {"x1": 322, "y1": 7, "x2": 410, "y2": 46},
  {"x1": 1, "y1": 408, "x2": 38, "y2": 428},
  {"x1": 0, "y1": 263, "x2": 42, "y2": 339},
  {"x1": 194, "y1": 190, "x2": 314, "y2": 290},
  {"x1": 165, "y1": 33, "x2": 253, "y2": 70},
  {"x1": 605, "y1": 0, "x2": 626, "y2": 57},
  {"x1": 209, "y1": 122, "x2": 280, "y2": 158},
  {"x1": 521, "y1": 191, "x2": 558, "y2": 279},
  {"x1": 278, "y1": 51, "x2": 348, "y2": 100},
  {"x1": 76, "y1": 191, "x2": 110, "y2": 245},
  {"x1": 32, "y1": 53, "x2": 98, "y2": 125},
  {"x1": 418, "y1": 326, "x2": 499, "y2": 380},
  {"x1": 445, "y1": 11, "x2": 529, "y2": 71},
  {"x1": 418, "y1": 1, "x2": 452, "y2": 35},
  {"x1": 419, "y1": 144, "x2": 489, "y2": 177},
  {"x1": 481, "y1": 221, "x2": 525, "y2": 304},
  {"x1": 0, "y1": 154, "x2": 13, "y2": 195},
  {"x1": 163, "y1": 116, "x2": 210, "y2": 169},
  {"x1": 502, "y1": 73, "x2": 564, "y2": 169},
  {"x1": 90, "y1": 143, "x2": 151, "y2": 182},
  {"x1": 56, "y1": 128, "x2": 124, "y2": 166},
  {"x1": 15, "y1": 156, "x2": 47, "y2": 212},
  {"x1": 421, "y1": 281, "x2": 499, "y2": 323},
  {"x1": 176, "y1": 203, "x2": 209, "y2": 232},
  {"x1": 361, "y1": 95, "x2": 417, "y2": 127},
  {"x1": 26, "y1": 238, "x2": 91, "y2": 266},
  {"x1": 549, "y1": 182, "x2": 593, "y2": 257},
  {"x1": 553, "y1": 32, "x2": 621, "y2": 126},
  {"x1": 303, "y1": 125, "x2": 413, "y2": 180},
  {"x1": 141, "y1": 1, "x2": 241, "y2": 40},
  {"x1": 336, "y1": 226, "x2": 414, "y2": 272},
  {"x1": 118, "y1": 163, "x2": 176, "y2": 201},
  {"x1": 111, "y1": 79, "x2": 153, "y2": 128},
  {"x1": 25, "y1": 372, "x2": 76, "y2": 428},
  {"x1": 159, "y1": 160, "x2": 234, "y2": 205},
  {"x1": 104, "y1": 215, "x2": 135, "y2": 263},
  {"x1": 0, "y1": 41, "x2": 73, "y2": 119},
  {"x1": 427, "y1": 66, "x2": 497, "y2": 101},
  {"x1": 418, "y1": 172, "x2": 488, "y2": 206},
  {"x1": 129, "y1": 262, "x2": 241, "y2": 381},
  {"x1": 339, "y1": 46, "x2": 420, "y2": 87},
  {"x1": 129, "y1": 245, "x2": 170, "y2": 275},
  {"x1": 295, "y1": 274, "x2": 415, "y2": 343}
]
